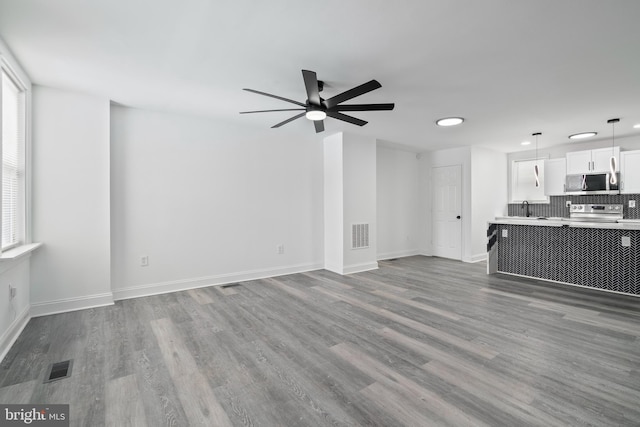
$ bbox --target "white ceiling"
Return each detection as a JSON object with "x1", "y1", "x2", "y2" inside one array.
[{"x1": 1, "y1": 0, "x2": 639, "y2": 152}]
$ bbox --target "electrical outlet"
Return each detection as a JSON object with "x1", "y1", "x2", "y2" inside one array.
[
  {"x1": 502, "y1": 229, "x2": 508, "y2": 238},
  {"x1": 9, "y1": 285, "x2": 16, "y2": 300},
  {"x1": 276, "y1": 244, "x2": 284, "y2": 254},
  {"x1": 140, "y1": 256, "x2": 149, "y2": 267},
  {"x1": 629, "y1": 200, "x2": 636, "y2": 208},
  {"x1": 622, "y1": 236, "x2": 631, "y2": 247}
]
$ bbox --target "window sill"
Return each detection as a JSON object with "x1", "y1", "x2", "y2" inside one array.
[{"x1": 0, "y1": 242, "x2": 42, "y2": 261}]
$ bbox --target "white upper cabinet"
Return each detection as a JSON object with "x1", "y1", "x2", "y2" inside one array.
[
  {"x1": 566, "y1": 150, "x2": 592, "y2": 174},
  {"x1": 592, "y1": 147, "x2": 620, "y2": 173},
  {"x1": 566, "y1": 147, "x2": 620, "y2": 174},
  {"x1": 544, "y1": 158, "x2": 566, "y2": 196},
  {"x1": 620, "y1": 150, "x2": 640, "y2": 194}
]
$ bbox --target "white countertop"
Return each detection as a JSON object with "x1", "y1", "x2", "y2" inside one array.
[{"x1": 490, "y1": 217, "x2": 640, "y2": 230}]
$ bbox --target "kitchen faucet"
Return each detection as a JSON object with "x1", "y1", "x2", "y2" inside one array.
[{"x1": 521, "y1": 200, "x2": 530, "y2": 217}]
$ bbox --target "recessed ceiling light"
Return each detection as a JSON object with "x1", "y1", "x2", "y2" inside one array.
[
  {"x1": 568, "y1": 132, "x2": 597, "y2": 140},
  {"x1": 305, "y1": 110, "x2": 326, "y2": 121},
  {"x1": 521, "y1": 141, "x2": 531, "y2": 146},
  {"x1": 634, "y1": 123, "x2": 640, "y2": 129},
  {"x1": 436, "y1": 117, "x2": 464, "y2": 127}
]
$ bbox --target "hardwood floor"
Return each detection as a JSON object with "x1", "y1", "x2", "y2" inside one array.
[{"x1": 1, "y1": 256, "x2": 639, "y2": 426}]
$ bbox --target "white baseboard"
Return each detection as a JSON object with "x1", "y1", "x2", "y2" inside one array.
[
  {"x1": 343, "y1": 261, "x2": 379, "y2": 275},
  {"x1": 377, "y1": 249, "x2": 420, "y2": 261},
  {"x1": 468, "y1": 253, "x2": 487, "y2": 263},
  {"x1": 112, "y1": 262, "x2": 324, "y2": 301},
  {"x1": 30, "y1": 292, "x2": 114, "y2": 317},
  {"x1": 0, "y1": 306, "x2": 30, "y2": 364}
]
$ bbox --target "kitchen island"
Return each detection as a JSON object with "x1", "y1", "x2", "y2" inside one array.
[{"x1": 487, "y1": 217, "x2": 640, "y2": 296}]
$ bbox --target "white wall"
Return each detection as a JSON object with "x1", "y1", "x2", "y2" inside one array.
[
  {"x1": 0, "y1": 36, "x2": 34, "y2": 361},
  {"x1": 342, "y1": 133, "x2": 377, "y2": 272},
  {"x1": 110, "y1": 106, "x2": 323, "y2": 298},
  {"x1": 30, "y1": 86, "x2": 112, "y2": 315},
  {"x1": 376, "y1": 145, "x2": 420, "y2": 260},
  {"x1": 323, "y1": 133, "x2": 343, "y2": 273},
  {"x1": 323, "y1": 132, "x2": 378, "y2": 275},
  {"x1": 417, "y1": 153, "x2": 431, "y2": 256},
  {"x1": 470, "y1": 146, "x2": 507, "y2": 261},
  {"x1": 0, "y1": 257, "x2": 31, "y2": 362}
]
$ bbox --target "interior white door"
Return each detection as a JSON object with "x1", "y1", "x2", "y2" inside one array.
[{"x1": 432, "y1": 165, "x2": 462, "y2": 260}]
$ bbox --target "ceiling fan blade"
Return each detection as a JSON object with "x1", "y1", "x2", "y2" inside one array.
[
  {"x1": 314, "y1": 120, "x2": 325, "y2": 133},
  {"x1": 271, "y1": 112, "x2": 306, "y2": 128},
  {"x1": 302, "y1": 70, "x2": 321, "y2": 106},
  {"x1": 243, "y1": 88, "x2": 306, "y2": 107},
  {"x1": 330, "y1": 103, "x2": 395, "y2": 112},
  {"x1": 240, "y1": 108, "x2": 305, "y2": 114},
  {"x1": 326, "y1": 111, "x2": 368, "y2": 127},
  {"x1": 323, "y1": 80, "x2": 382, "y2": 109}
]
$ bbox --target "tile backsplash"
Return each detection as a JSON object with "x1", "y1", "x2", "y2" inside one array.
[{"x1": 508, "y1": 194, "x2": 640, "y2": 219}]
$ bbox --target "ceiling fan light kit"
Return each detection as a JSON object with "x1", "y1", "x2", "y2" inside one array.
[
  {"x1": 305, "y1": 109, "x2": 326, "y2": 121},
  {"x1": 240, "y1": 69, "x2": 395, "y2": 133}
]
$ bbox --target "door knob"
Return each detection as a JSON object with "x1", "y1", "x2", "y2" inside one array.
[{"x1": 456, "y1": 215, "x2": 461, "y2": 219}]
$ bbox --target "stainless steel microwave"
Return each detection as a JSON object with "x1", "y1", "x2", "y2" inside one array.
[{"x1": 565, "y1": 173, "x2": 620, "y2": 195}]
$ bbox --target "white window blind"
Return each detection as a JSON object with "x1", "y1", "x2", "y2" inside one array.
[{"x1": 1, "y1": 69, "x2": 25, "y2": 250}]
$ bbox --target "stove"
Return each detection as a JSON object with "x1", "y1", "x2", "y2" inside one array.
[{"x1": 568, "y1": 204, "x2": 623, "y2": 223}]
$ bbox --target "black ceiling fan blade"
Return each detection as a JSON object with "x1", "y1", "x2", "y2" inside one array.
[
  {"x1": 314, "y1": 120, "x2": 325, "y2": 133},
  {"x1": 243, "y1": 88, "x2": 306, "y2": 107},
  {"x1": 330, "y1": 103, "x2": 395, "y2": 112},
  {"x1": 271, "y1": 112, "x2": 306, "y2": 128},
  {"x1": 240, "y1": 108, "x2": 305, "y2": 114},
  {"x1": 326, "y1": 111, "x2": 368, "y2": 127},
  {"x1": 302, "y1": 70, "x2": 321, "y2": 106},
  {"x1": 323, "y1": 80, "x2": 382, "y2": 109}
]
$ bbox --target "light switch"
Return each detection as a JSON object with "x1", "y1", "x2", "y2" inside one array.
[
  {"x1": 629, "y1": 200, "x2": 636, "y2": 208},
  {"x1": 622, "y1": 236, "x2": 631, "y2": 247}
]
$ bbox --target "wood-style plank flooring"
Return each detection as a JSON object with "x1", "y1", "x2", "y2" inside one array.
[{"x1": 1, "y1": 256, "x2": 639, "y2": 426}]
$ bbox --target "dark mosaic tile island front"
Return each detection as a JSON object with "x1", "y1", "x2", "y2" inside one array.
[{"x1": 493, "y1": 224, "x2": 640, "y2": 296}]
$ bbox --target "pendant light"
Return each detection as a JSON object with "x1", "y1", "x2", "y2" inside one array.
[
  {"x1": 532, "y1": 132, "x2": 541, "y2": 187},
  {"x1": 608, "y1": 118, "x2": 619, "y2": 185}
]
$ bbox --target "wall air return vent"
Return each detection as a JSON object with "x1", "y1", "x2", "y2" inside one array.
[{"x1": 352, "y1": 224, "x2": 370, "y2": 249}]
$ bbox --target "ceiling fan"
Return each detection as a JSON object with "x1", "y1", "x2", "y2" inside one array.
[{"x1": 240, "y1": 69, "x2": 394, "y2": 133}]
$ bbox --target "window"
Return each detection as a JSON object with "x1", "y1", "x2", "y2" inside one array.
[
  {"x1": 511, "y1": 158, "x2": 547, "y2": 203},
  {"x1": 1, "y1": 65, "x2": 26, "y2": 251}
]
